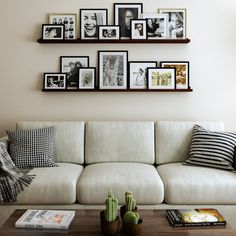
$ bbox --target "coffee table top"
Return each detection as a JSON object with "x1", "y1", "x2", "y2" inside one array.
[{"x1": 1, "y1": 209, "x2": 236, "y2": 236}]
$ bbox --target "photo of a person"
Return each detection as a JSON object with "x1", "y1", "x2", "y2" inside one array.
[
  {"x1": 134, "y1": 24, "x2": 143, "y2": 37},
  {"x1": 44, "y1": 74, "x2": 66, "y2": 90},
  {"x1": 47, "y1": 77, "x2": 58, "y2": 87},
  {"x1": 98, "y1": 26, "x2": 120, "y2": 40},
  {"x1": 78, "y1": 68, "x2": 96, "y2": 89},
  {"x1": 43, "y1": 25, "x2": 64, "y2": 40}
]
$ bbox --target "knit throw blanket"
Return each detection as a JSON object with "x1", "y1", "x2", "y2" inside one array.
[{"x1": 0, "y1": 143, "x2": 34, "y2": 204}]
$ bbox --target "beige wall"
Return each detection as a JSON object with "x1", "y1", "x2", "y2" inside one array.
[{"x1": 0, "y1": 0, "x2": 236, "y2": 136}]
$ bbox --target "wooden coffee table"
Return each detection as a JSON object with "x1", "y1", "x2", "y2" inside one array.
[{"x1": 1, "y1": 209, "x2": 236, "y2": 236}]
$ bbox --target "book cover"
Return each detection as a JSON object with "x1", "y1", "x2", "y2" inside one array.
[
  {"x1": 15, "y1": 209, "x2": 75, "y2": 229},
  {"x1": 166, "y1": 208, "x2": 226, "y2": 227}
]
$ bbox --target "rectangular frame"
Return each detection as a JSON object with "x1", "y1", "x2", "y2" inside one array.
[
  {"x1": 49, "y1": 13, "x2": 77, "y2": 39},
  {"x1": 98, "y1": 25, "x2": 121, "y2": 40},
  {"x1": 147, "y1": 68, "x2": 176, "y2": 90},
  {"x1": 80, "y1": 9, "x2": 108, "y2": 40},
  {"x1": 114, "y1": 3, "x2": 143, "y2": 39},
  {"x1": 98, "y1": 50, "x2": 128, "y2": 90},
  {"x1": 160, "y1": 61, "x2": 190, "y2": 89},
  {"x1": 42, "y1": 24, "x2": 64, "y2": 40},
  {"x1": 78, "y1": 67, "x2": 96, "y2": 89},
  {"x1": 130, "y1": 19, "x2": 147, "y2": 40},
  {"x1": 44, "y1": 73, "x2": 67, "y2": 89}
]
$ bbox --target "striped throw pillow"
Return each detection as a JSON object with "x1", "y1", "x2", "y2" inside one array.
[
  {"x1": 184, "y1": 125, "x2": 236, "y2": 171},
  {"x1": 7, "y1": 127, "x2": 58, "y2": 169}
]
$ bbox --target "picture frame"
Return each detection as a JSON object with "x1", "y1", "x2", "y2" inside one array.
[
  {"x1": 98, "y1": 50, "x2": 128, "y2": 90},
  {"x1": 158, "y1": 8, "x2": 186, "y2": 39},
  {"x1": 130, "y1": 19, "x2": 147, "y2": 40},
  {"x1": 114, "y1": 3, "x2": 143, "y2": 39},
  {"x1": 60, "y1": 56, "x2": 89, "y2": 89},
  {"x1": 160, "y1": 61, "x2": 190, "y2": 89},
  {"x1": 49, "y1": 13, "x2": 77, "y2": 39},
  {"x1": 128, "y1": 61, "x2": 157, "y2": 89},
  {"x1": 141, "y1": 13, "x2": 168, "y2": 39},
  {"x1": 80, "y1": 9, "x2": 108, "y2": 40},
  {"x1": 42, "y1": 24, "x2": 64, "y2": 40},
  {"x1": 44, "y1": 73, "x2": 67, "y2": 89},
  {"x1": 78, "y1": 67, "x2": 96, "y2": 89},
  {"x1": 98, "y1": 25, "x2": 120, "y2": 40},
  {"x1": 147, "y1": 68, "x2": 176, "y2": 90}
]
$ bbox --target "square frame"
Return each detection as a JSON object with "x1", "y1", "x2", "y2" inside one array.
[
  {"x1": 98, "y1": 25, "x2": 120, "y2": 40},
  {"x1": 44, "y1": 73, "x2": 67, "y2": 89},
  {"x1": 130, "y1": 19, "x2": 147, "y2": 40},
  {"x1": 147, "y1": 68, "x2": 176, "y2": 90},
  {"x1": 114, "y1": 3, "x2": 143, "y2": 39},
  {"x1": 98, "y1": 50, "x2": 128, "y2": 90},
  {"x1": 160, "y1": 61, "x2": 190, "y2": 89},
  {"x1": 42, "y1": 24, "x2": 64, "y2": 40},
  {"x1": 78, "y1": 67, "x2": 96, "y2": 89}
]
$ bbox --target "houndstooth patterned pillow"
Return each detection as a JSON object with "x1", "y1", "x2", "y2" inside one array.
[{"x1": 7, "y1": 127, "x2": 58, "y2": 168}]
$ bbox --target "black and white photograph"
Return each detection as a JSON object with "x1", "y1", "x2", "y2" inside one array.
[
  {"x1": 141, "y1": 13, "x2": 168, "y2": 39},
  {"x1": 60, "y1": 56, "x2": 89, "y2": 89},
  {"x1": 44, "y1": 73, "x2": 67, "y2": 89},
  {"x1": 49, "y1": 14, "x2": 77, "y2": 39},
  {"x1": 158, "y1": 9, "x2": 186, "y2": 39},
  {"x1": 130, "y1": 19, "x2": 147, "y2": 40},
  {"x1": 147, "y1": 68, "x2": 176, "y2": 90},
  {"x1": 78, "y1": 67, "x2": 96, "y2": 89},
  {"x1": 80, "y1": 9, "x2": 108, "y2": 40},
  {"x1": 129, "y1": 61, "x2": 157, "y2": 89},
  {"x1": 98, "y1": 51, "x2": 128, "y2": 89},
  {"x1": 42, "y1": 24, "x2": 64, "y2": 40},
  {"x1": 114, "y1": 3, "x2": 143, "y2": 39},
  {"x1": 98, "y1": 26, "x2": 120, "y2": 40}
]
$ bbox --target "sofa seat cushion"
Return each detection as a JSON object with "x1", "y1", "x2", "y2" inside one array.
[
  {"x1": 157, "y1": 163, "x2": 236, "y2": 204},
  {"x1": 77, "y1": 163, "x2": 164, "y2": 204},
  {"x1": 15, "y1": 163, "x2": 83, "y2": 204}
]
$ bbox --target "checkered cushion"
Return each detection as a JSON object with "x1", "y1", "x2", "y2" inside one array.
[{"x1": 7, "y1": 127, "x2": 58, "y2": 168}]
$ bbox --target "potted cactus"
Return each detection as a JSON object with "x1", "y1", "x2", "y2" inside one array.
[
  {"x1": 100, "y1": 189, "x2": 120, "y2": 235},
  {"x1": 120, "y1": 191, "x2": 137, "y2": 220},
  {"x1": 123, "y1": 211, "x2": 143, "y2": 235}
]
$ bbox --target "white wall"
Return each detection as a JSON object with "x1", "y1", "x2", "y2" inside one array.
[{"x1": 0, "y1": 0, "x2": 236, "y2": 136}]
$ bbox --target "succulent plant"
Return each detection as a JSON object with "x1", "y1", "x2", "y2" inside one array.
[
  {"x1": 104, "y1": 188, "x2": 118, "y2": 222},
  {"x1": 125, "y1": 191, "x2": 136, "y2": 211},
  {"x1": 123, "y1": 211, "x2": 140, "y2": 224}
]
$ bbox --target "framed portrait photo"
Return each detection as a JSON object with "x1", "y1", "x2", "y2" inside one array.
[
  {"x1": 80, "y1": 9, "x2": 108, "y2": 40},
  {"x1": 44, "y1": 73, "x2": 67, "y2": 89},
  {"x1": 98, "y1": 50, "x2": 128, "y2": 90},
  {"x1": 128, "y1": 61, "x2": 157, "y2": 89},
  {"x1": 78, "y1": 67, "x2": 96, "y2": 89},
  {"x1": 60, "y1": 56, "x2": 89, "y2": 89},
  {"x1": 131, "y1": 19, "x2": 147, "y2": 40},
  {"x1": 147, "y1": 68, "x2": 176, "y2": 90},
  {"x1": 98, "y1": 25, "x2": 120, "y2": 40},
  {"x1": 114, "y1": 3, "x2": 143, "y2": 39},
  {"x1": 158, "y1": 9, "x2": 186, "y2": 39},
  {"x1": 42, "y1": 24, "x2": 64, "y2": 40},
  {"x1": 160, "y1": 61, "x2": 190, "y2": 89},
  {"x1": 49, "y1": 13, "x2": 77, "y2": 39}
]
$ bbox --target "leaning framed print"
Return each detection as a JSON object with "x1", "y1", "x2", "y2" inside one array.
[
  {"x1": 60, "y1": 56, "x2": 89, "y2": 89},
  {"x1": 130, "y1": 19, "x2": 147, "y2": 40},
  {"x1": 158, "y1": 9, "x2": 186, "y2": 39},
  {"x1": 78, "y1": 67, "x2": 96, "y2": 89},
  {"x1": 49, "y1": 13, "x2": 77, "y2": 39},
  {"x1": 160, "y1": 61, "x2": 189, "y2": 89},
  {"x1": 42, "y1": 24, "x2": 64, "y2": 40},
  {"x1": 114, "y1": 3, "x2": 143, "y2": 39},
  {"x1": 147, "y1": 68, "x2": 176, "y2": 90},
  {"x1": 80, "y1": 9, "x2": 108, "y2": 40},
  {"x1": 128, "y1": 61, "x2": 157, "y2": 89},
  {"x1": 98, "y1": 50, "x2": 128, "y2": 90},
  {"x1": 98, "y1": 25, "x2": 120, "y2": 40},
  {"x1": 44, "y1": 73, "x2": 67, "y2": 89}
]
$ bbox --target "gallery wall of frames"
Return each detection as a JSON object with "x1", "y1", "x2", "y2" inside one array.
[{"x1": 38, "y1": 3, "x2": 191, "y2": 92}]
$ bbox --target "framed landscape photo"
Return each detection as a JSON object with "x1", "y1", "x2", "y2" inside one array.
[
  {"x1": 160, "y1": 61, "x2": 189, "y2": 89},
  {"x1": 98, "y1": 26, "x2": 120, "y2": 40},
  {"x1": 49, "y1": 13, "x2": 77, "y2": 39},
  {"x1": 147, "y1": 68, "x2": 176, "y2": 90},
  {"x1": 158, "y1": 9, "x2": 186, "y2": 39},
  {"x1": 98, "y1": 50, "x2": 128, "y2": 90},
  {"x1": 78, "y1": 67, "x2": 96, "y2": 89},
  {"x1": 128, "y1": 61, "x2": 157, "y2": 89},
  {"x1": 42, "y1": 24, "x2": 64, "y2": 40},
  {"x1": 60, "y1": 56, "x2": 89, "y2": 89},
  {"x1": 114, "y1": 3, "x2": 143, "y2": 39},
  {"x1": 131, "y1": 19, "x2": 147, "y2": 40},
  {"x1": 44, "y1": 73, "x2": 67, "y2": 89},
  {"x1": 80, "y1": 9, "x2": 108, "y2": 40}
]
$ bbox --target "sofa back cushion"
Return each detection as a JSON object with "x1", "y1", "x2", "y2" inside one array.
[
  {"x1": 17, "y1": 121, "x2": 85, "y2": 164},
  {"x1": 155, "y1": 121, "x2": 224, "y2": 165},
  {"x1": 85, "y1": 121, "x2": 155, "y2": 164}
]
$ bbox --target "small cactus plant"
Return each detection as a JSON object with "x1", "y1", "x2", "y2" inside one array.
[
  {"x1": 104, "y1": 189, "x2": 118, "y2": 222},
  {"x1": 125, "y1": 191, "x2": 136, "y2": 211},
  {"x1": 123, "y1": 211, "x2": 140, "y2": 224}
]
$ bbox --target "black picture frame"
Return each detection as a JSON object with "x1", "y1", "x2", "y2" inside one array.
[
  {"x1": 78, "y1": 67, "x2": 96, "y2": 89},
  {"x1": 130, "y1": 19, "x2": 147, "y2": 40},
  {"x1": 42, "y1": 24, "x2": 64, "y2": 40},
  {"x1": 98, "y1": 25, "x2": 121, "y2": 40},
  {"x1": 44, "y1": 73, "x2": 67, "y2": 89}
]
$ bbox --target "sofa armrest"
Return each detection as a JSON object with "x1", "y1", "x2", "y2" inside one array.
[{"x1": 0, "y1": 136, "x2": 9, "y2": 149}]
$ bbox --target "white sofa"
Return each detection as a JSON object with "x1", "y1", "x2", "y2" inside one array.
[{"x1": 1, "y1": 120, "x2": 236, "y2": 227}]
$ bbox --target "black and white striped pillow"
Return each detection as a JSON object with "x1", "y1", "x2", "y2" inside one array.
[
  {"x1": 7, "y1": 127, "x2": 58, "y2": 169},
  {"x1": 184, "y1": 125, "x2": 236, "y2": 171}
]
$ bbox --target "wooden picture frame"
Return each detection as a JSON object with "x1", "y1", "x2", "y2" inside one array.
[
  {"x1": 44, "y1": 73, "x2": 67, "y2": 89},
  {"x1": 98, "y1": 25, "x2": 120, "y2": 40},
  {"x1": 42, "y1": 24, "x2": 64, "y2": 40},
  {"x1": 78, "y1": 67, "x2": 96, "y2": 89}
]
